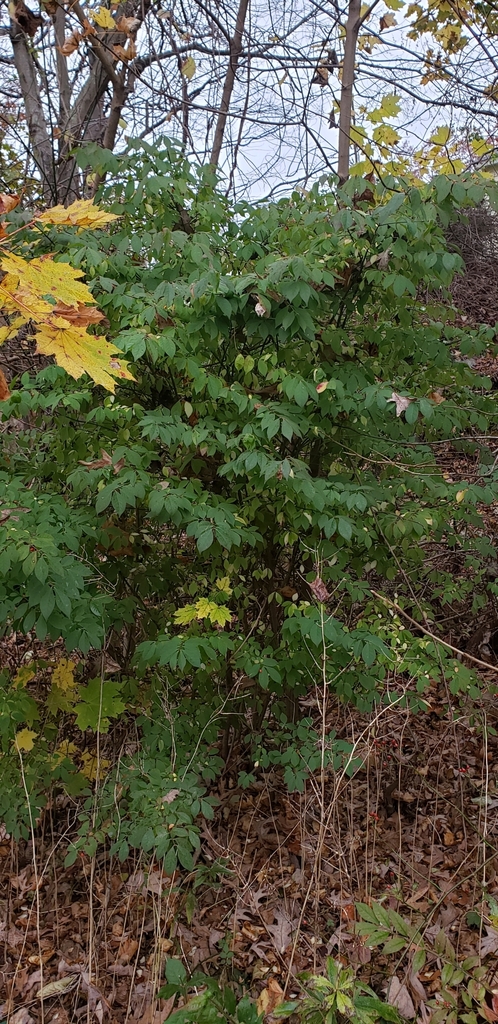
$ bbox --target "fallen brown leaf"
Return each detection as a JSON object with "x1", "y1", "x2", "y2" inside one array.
[{"x1": 256, "y1": 977, "x2": 285, "y2": 1017}]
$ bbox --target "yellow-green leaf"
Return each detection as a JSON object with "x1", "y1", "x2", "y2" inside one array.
[
  {"x1": 14, "y1": 728, "x2": 38, "y2": 752},
  {"x1": 430, "y1": 125, "x2": 451, "y2": 146},
  {"x1": 181, "y1": 56, "x2": 196, "y2": 80},
  {"x1": 174, "y1": 604, "x2": 198, "y2": 624}
]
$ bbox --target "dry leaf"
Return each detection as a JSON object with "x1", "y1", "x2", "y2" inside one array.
[
  {"x1": 0, "y1": 192, "x2": 20, "y2": 214},
  {"x1": 12, "y1": 0, "x2": 43, "y2": 35},
  {"x1": 117, "y1": 937, "x2": 139, "y2": 963},
  {"x1": 115, "y1": 15, "x2": 140, "y2": 32},
  {"x1": 52, "y1": 301, "x2": 105, "y2": 327},
  {"x1": 37, "y1": 974, "x2": 80, "y2": 999},
  {"x1": 0, "y1": 368, "x2": 10, "y2": 400},
  {"x1": 58, "y1": 29, "x2": 81, "y2": 54},
  {"x1": 162, "y1": 788, "x2": 180, "y2": 804},
  {"x1": 481, "y1": 926, "x2": 498, "y2": 956},
  {"x1": 387, "y1": 977, "x2": 416, "y2": 1018},
  {"x1": 380, "y1": 12, "x2": 396, "y2": 29},
  {"x1": 309, "y1": 575, "x2": 330, "y2": 602},
  {"x1": 388, "y1": 391, "x2": 413, "y2": 417},
  {"x1": 256, "y1": 977, "x2": 285, "y2": 1017},
  {"x1": 9, "y1": 1009, "x2": 36, "y2": 1024},
  {"x1": 266, "y1": 909, "x2": 295, "y2": 954},
  {"x1": 428, "y1": 390, "x2": 445, "y2": 404}
]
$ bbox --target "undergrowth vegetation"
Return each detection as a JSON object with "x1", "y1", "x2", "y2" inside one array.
[
  {"x1": 1, "y1": 142, "x2": 498, "y2": 848},
  {"x1": 2, "y1": 144, "x2": 498, "y2": 1007}
]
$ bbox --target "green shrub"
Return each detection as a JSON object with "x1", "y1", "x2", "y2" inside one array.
[{"x1": 1, "y1": 138, "x2": 497, "y2": 859}]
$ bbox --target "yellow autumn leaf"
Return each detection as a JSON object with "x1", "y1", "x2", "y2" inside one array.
[
  {"x1": 0, "y1": 252, "x2": 134, "y2": 391},
  {"x1": 80, "y1": 749, "x2": 110, "y2": 780},
  {"x1": 14, "y1": 729, "x2": 38, "y2": 752},
  {"x1": 92, "y1": 6, "x2": 116, "y2": 29},
  {"x1": 216, "y1": 576, "x2": 233, "y2": 594},
  {"x1": 53, "y1": 740, "x2": 78, "y2": 765},
  {"x1": 373, "y1": 124, "x2": 401, "y2": 149},
  {"x1": 36, "y1": 198, "x2": 119, "y2": 229},
  {"x1": 181, "y1": 56, "x2": 196, "y2": 80},
  {"x1": 0, "y1": 252, "x2": 93, "y2": 309},
  {"x1": 456, "y1": 489, "x2": 466, "y2": 503},
  {"x1": 52, "y1": 658, "x2": 77, "y2": 692},
  {"x1": 194, "y1": 598, "x2": 231, "y2": 625},
  {"x1": 35, "y1": 323, "x2": 135, "y2": 392}
]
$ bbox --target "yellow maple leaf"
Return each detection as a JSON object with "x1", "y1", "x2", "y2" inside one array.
[
  {"x1": 92, "y1": 6, "x2": 116, "y2": 29},
  {"x1": 36, "y1": 198, "x2": 119, "y2": 229},
  {"x1": 0, "y1": 252, "x2": 134, "y2": 391},
  {"x1": 80, "y1": 749, "x2": 110, "y2": 781},
  {"x1": 36, "y1": 323, "x2": 134, "y2": 391},
  {"x1": 52, "y1": 658, "x2": 77, "y2": 692},
  {"x1": 14, "y1": 728, "x2": 38, "y2": 752},
  {"x1": 0, "y1": 252, "x2": 93, "y2": 308},
  {"x1": 52, "y1": 741, "x2": 78, "y2": 766}
]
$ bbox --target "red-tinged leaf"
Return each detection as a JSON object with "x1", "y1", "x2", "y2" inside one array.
[{"x1": 316, "y1": 381, "x2": 328, "y2": 393}]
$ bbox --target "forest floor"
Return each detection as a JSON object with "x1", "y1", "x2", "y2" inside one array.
[{"x1": 2, "y1": 666, "x2": 498, "y2": 1024}]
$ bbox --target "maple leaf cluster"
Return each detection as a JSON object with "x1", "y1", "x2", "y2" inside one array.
[{"x1": 0, "y1": 199, "x2": 134, "y2": 395}]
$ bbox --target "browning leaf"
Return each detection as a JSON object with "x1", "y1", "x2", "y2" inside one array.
[
  {"x1": 52, "y1": 301, "x2": 105, "y2": 326},
  {"x1": 0, "y1": 368, "x2": 10, "y2": 401},
  {"x1": 256, "y1": 977, "x2": 285, "y2": 1017},
  {"x1": 309, "y1": 575, "x2": 330, "y2": 602},
  {"x1": 380, "y1": 12, "x2": 396, "y2": 29},
  {"x1": 11, "y1": 0, "x2": 43, "y2": 35},
  {"x1": 0, "y1": 192, "x2": 20, "y2": 214},
  {"x1": 58, "y1": 29, "x2": 81, "y2": 54},
  {"x1": 115, "y1": 14, "x2": 140, "y2": 32}
]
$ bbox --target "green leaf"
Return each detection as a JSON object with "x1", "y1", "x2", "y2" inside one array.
[
  {"x1": 74, "y1": 678, "x2": 125, "y2": 732},
  {"x1": 165, "y1": 959, "x2": 187, "y2": 985}
]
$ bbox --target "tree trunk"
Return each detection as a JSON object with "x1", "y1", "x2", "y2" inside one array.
[
  {"x1": 10, "y1": 22, "x2": 55, "y2": 201},
  {"x1": 210, "y1": 0, "x2": 249, "y2": 168},
  {"x1": 337, "y1": 0, "x2": 361, "y2": 183}
]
